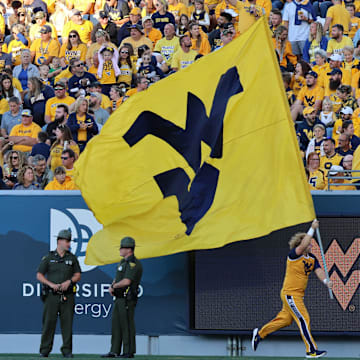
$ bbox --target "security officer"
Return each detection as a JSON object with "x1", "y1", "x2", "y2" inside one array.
[
  {"x1": 36, "y1": 229, "x2": 81, "y2": 358},
  {"x1": 102, "y1": 237, "x2": 143, "y2": 358}
]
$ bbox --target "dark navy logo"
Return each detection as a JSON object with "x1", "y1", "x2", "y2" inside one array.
[
  {"x1": 303, "y1": 260, "x2": 313, "y2": 276},
  {"x1": 123, "y1": 67, "x2": 243, "y2": 235}
]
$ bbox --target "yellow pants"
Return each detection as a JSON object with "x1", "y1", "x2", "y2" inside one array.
[{"x1": 258, "y1": 293, "x2": 317, "y2": 353}]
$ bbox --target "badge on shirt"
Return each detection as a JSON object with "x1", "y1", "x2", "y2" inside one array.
[
  {"x1": 129, "y1": 262, "x2": 136, "y2": 268},
  {"x1": 118, "y1": 265, "x2": 123, "y2": 271},
  {"x1": 65, "y1": 260, "x2": 73, "y2": 265}
]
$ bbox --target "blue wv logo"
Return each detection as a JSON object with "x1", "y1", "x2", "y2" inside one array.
[{"x1": 123, "y1": 67, "x2": 243, "y2": 235}]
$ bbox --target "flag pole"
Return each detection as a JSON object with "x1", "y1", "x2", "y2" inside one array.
[{"x1": 315, "y1": 226, "x2": 334, "y2": 299}]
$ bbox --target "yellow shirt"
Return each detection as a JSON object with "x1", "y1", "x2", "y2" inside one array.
[
  {"x1": 8, "y1": 39, "x2": 29, "y2": 66},
  {"x1": 50, "y1": 143, "x2": 80, "y2": 172},
  {"x1": 308, "y1": 169, "x2": 326, "y2": 190},
  {"x1": 169, "y1": 2, "x2": 188, "y2": 18},
  {"x1": 326, "y1": 36, "x2": 353, "y2": 56},
  {"x1": 215, "y1": 1, "x2": 239, "y2": 22},
  {"x1": 312, "y1": 62, "x2": 330, "y2": 89},
  {"x1": 100, "y1": 60, "x2": 116, "y2": 84},
  {"x1": 62, "y1": 20, "x2": 94, "y2": 44},
  {"x1": 328, "y1": 181, "x2": 357, "y2": 190},
  {"x1": 154, "y1": 36, "x2": 180, "y2": 65},
  {"x1": 9, "y1": 122, "x2": 41, "y2": 152},
  {"x1": 144, "y1": 27, "x2": 163, "y2": 47},
  {"x1": 297, "y1": 85, "x2": 324, "y2": 107},
  {"x1": 320, "y1": 153, "x2": 343, "y2": 176},
  {"x1": 45, "y1": 96, "x2": 76, "y2": 122},
  {"x1": 54, "y1": 68, "x2": 73, "y2": 84},
  {"x1": 45, "y1": 176, "x2": 77, "y2": 190},
  {"x1": 77, "y1": 114, "x2": 87, "y2": 142},
  {"x1": 13, "y1": 78, "x2": 23, "y2": 93},
  {"x1": 326, "y1": 4, "x2": 351, "y2": 33},
  {"x1": 171, "y1": 48, "x2": 198, "y2": 70},
  {"x1": 351, "y1": 108, "x2": 360, "y2": 136},
  {"x1": 236, "y1": 1, "x2": 264, "y2": 35},
  {"x1": 68, "y1": 0, "x2": 95, "y2": 13},
  {"x1": 119, "y1": 36, "x2": 154, "y2": 57},
  {"x1": 281, "y1": 251, "x2": 319, "y2": 296},
  {"x1": 118, "y1": 60, "x2": 135, "y2": 86},
  {"x1": 59, "y1": 43, "x2": 87, "y2": 64},
  {"x1": 0, "y1": 98, "x2": 9, "y2": 115},
  {"x1": 290, "y1": 75, "x2": 306, "y2": 97},
  {"x1": 0, "y1": 14, "x2": 5, "y2": 35},
  {"x1": 65, "y1": 167, "x2": 75, "y2": 180},
  {"x1": 341, "y1": 58, "x2": 359, "y2": 86},
  {"x1": 29, "y1": 22, "x2": 58, "y2": 41},
  {"x1": 30, "y1": 38, "x2": 60, "y2": 65},
  {"x1": 256, "y1": 0, "x2": 271, "y2": 18},
  {"x1": 349, "y1": 16, "x2": 360, "y2": 39}
]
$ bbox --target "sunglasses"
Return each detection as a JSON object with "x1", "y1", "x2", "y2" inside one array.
[
  {"x1": 74, "y1": 62, "x2": 84, "y2": 67},
  {"x1": 10, "y1": 156, "x2": 19, "y2": 159},
  {"x1": 69, "y1": 34, "x2": 77, "y2": 38},
  {"x1": 120, "y1": 50, "x2": 129, "y2": 54},
  {"x1": 61, "y1": 156, "x2": 69, "y2": 160},
  {"x1": 54, "y1": 87, "x2": 64, "y2": 90}
]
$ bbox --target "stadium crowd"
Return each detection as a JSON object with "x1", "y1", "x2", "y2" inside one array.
[{"x1": 0, "y1": 0, "x2": 359, "y2": 190}]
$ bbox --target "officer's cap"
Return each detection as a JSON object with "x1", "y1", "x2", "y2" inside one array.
[
  {"x1": 57, "y1": 229, "x2": 72, "y2": 241},
  {"x1": 120, "y1": 237, "x2": 135, "y2": 248}
]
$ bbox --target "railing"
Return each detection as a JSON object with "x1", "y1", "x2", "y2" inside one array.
[{"x1": 327, "y1": 170, "x2": 360, "y2": 190}]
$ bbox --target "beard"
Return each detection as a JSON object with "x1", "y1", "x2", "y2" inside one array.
[
  {"x1": 54, "y1": 115, "x2": 65, "y2": 123},
  {"x1": 329, "y1": 79, "x2": 341, "y2": 91}
]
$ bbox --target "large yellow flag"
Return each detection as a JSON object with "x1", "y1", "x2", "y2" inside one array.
[{"x1": 75, "y1": 17, "x2": 315, "y2": 265}]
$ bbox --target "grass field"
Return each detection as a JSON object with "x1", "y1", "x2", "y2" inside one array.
[{"x1": 0, "y1": 356, "x2": 359, "y2": 360}]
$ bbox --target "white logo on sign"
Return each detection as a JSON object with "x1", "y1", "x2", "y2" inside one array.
[{"x1": 50, "y1": 208, "x2": 103, "y2": 272}]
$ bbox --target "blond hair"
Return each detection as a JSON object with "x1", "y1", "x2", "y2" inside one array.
[{"x1": 288, "y1": 232, "x2": 306, "y2": 249}]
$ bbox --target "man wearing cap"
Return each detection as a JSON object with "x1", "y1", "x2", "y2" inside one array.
[
  {"x1": 325, "y1": 67, "x2": 343, "y2": 97},
  {"x1": 143, "y1": 16, "x2": 162, "y2": 47},
  {"x1": 332, "y1": 106, "x2": 353, "y2": 142},
  {"x1": 91, "y1": 11, "x2": 118, "y2": 44},
  {"x1": 8, "y1": 109, "x2": 41, "y2": 153},
  {"x1": 171, "y1": 34, "x2": 198, "y2": 71},
  {"x1": 30, "y1": 25, "x2": 60, "y2": 65},
  {"x1": 120, "y1": 23, "x2": 153, "y2": 57},
  {"x1": 296, "y1": 106, "x2": 321, "y2": 152},
  {"x1": 291, "y1": 71, "x2": 324, "y2": 121},
  {"x1": 45, "y1": 82, "x2": 75, "y2": 124},
  {"x1": 320, "y1": 138, "x2": 343, "y2": 176},
  {"x1": 102, "y1": 237, "x2": 143, "y2": 359},
  {"x1": 23, "y1": 0, "x2": 48, "y2": 18},
  {"x1": 29, "y1": 11, "x2": 57, "y2": 41},
  {"x1": 326, "y1": 24, "x2": 353, "y2": 57},
  {"x1": 154, "y1": 23, "x2": 179, "y2": 66},
  {"x1": 317, "y1": 52, "x2": 340, "y2": 89},
  {"x1": 328, "y1": 164, "x2": 356, "y2": 190},
  {"x1": 36, "y1": 229, "x2": 81, "y2": 358},
  {"x1": 62, "y1": 9, "x2": 94, "y2": 45},
  {"x1": 117, "y1": 7, "x2": 141, "y2": 44}
]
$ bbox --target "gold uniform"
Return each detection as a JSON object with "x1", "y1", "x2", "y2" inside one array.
[
  {"x1": 297, "y1": 85, "x2": 324, "y2": 107},
  {"x1": 259, "y1": 249, "x2": 320, "y2": 354},
  {"x1": 30, "y1": 38, "x2": 60, "y2": 65},
  {"x1": 45, "y1": 96, "x2": 76, "y2": 122},
  {"x1": 308, "y1": 169, "x2": 326, "y2": 190},
  {"x1": 9, "y1": 123, "x2": 41, "y2": 152},
  {"x1": 320, "y1": 153, "x2": 343, "y2": 176}
]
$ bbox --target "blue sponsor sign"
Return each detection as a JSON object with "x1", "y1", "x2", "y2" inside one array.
[{"x1": 0, "y1": 193, "x2": 189, "y2": 335}]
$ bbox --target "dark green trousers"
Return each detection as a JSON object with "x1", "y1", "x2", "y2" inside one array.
[
  {"x1": 39, "y1": 293, "x2": 74, "y2": 356},
  {"x1": 110, "y1": 298, "x2": 136, "y2": 355}
]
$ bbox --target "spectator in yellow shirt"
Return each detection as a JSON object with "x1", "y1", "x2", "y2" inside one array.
[
  {"x1": 29, "y1": 11, "x2": 57, "y2": 41},
  {"x1": 143, "y1": 16, "x2": 163, "y2": 47},
  {"x1": 272, "y1": 25, "x2": 297, "y2": 71},
  {"x1": 168, "y1": 0, "x2": 188, "y2": 23},
  {"x1": 326, "y1": 24, "x2": 354, "y2": 57},
  {"x1": 9, "y1": 109, "x2": 42, "y2": 153},
  {"x1": 119, "y1": 24, "x2": 153, "y2": 57},
  {"x1": 188, "y1": 22, "x2": 211, "y2": 55},
  {"x1": 347, "y1": 4, "x2": 360, "y2": 39},
  {"x1": 59, "y1": 30, "x2": 87, "y2": 67},
  {"x1": 62, "y1": 9, "x2": 94, "y2": 45},
  {"x1": 171, "y1": 34, "x2": 198, "y2": 71},
  {"x1": 45, "y1": 166, "x2": 77, "y2": 190},
  {"x1": 324, "y1": 0, "x2": 351, "y2": 34},
  {"x1": 30, "y1": 25, "x2": 60, "y2": 66}
]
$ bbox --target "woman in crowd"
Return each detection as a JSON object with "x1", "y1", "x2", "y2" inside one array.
[
  {"x1": 306, "y1": 123, "x2": 326, "y2": 159},
  {"x1": 13, "y1": 165, "x2": 39, "y2": 190},
  {"x1": 302, "y1": 22, "x2": 327, "y2": 64},
  {"x1": 3, "y1": 150, "x2": 25, "y2": 188},
  {"x1": 109, "y1": 84, "x2": 125, "y2": 110},
  {"x1": 59, "y1": 30, "x2": 87, "y2": 67},
  {"x1": 151, "y1": 0, "x2": 175, "y2": 35},
  {"x1": 118, "y1": 45, "x2": 137, "y2": 88},
  {"x1": 306, "y1": 151, "x2": 326, "y2": 190},
  {"x1": 177, "y1": 14, "x2": 190, "y2": 36},
  {"x1": 188, "y1": 22, "x2": 210, "y2": 55},
  {"x1": 272, "y1": 25, "x2": 297, "y2": 72},
  {"x1": 291, "y1": 60, "x2": 311, "y2": 97},
  {"x1": 86, "y1": 30, "x2": 117, "y2": 68},
  {"x1": 47, "y1": 124, "x2": 80, "y2": 173},
  {"x1": 1, "y1": 74, "x2": 21, "y2": 101},
  {"x1": 312, "y1": 49, "x2": 329, "y2": 86},
  {"x1": 67, "y1": 97, "x2": 99, "y2": 152},
  {"x1": 25, "y1": 77, "x2": 55, "y2": 127}
]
